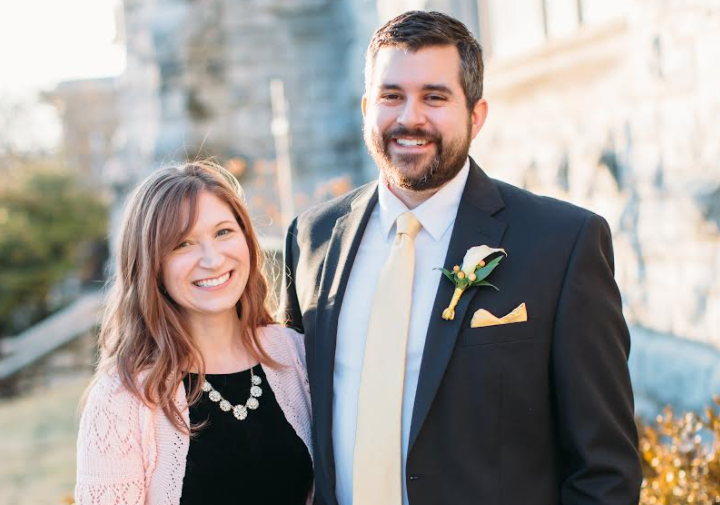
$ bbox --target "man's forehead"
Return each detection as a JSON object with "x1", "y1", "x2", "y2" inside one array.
[{"x1": 370, "y1": 45, "x2": 462, "y2": 90}]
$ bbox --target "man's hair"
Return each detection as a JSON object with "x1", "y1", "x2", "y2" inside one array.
[{"x1": 364, "y1": 10, "x2": 484, "y2": 110}]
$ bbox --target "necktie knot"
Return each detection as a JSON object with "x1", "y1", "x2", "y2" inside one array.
[{"x1": 396, "y1": 212, "x2": 422, "y2": 240}]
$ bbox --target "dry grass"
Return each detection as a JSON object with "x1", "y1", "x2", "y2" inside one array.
[{"x1": 0, "y1": 377, "x2": 90, "y2": 505}]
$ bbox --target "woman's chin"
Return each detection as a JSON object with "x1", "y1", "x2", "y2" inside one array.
[{"x1": 182, "y1": 300, "x2": 241, "y2": 319}]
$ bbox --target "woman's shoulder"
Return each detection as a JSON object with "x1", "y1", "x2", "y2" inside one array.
[
  {"x1": 258, "y1": 324, "x2": 306, "y2": 363},
  {"x1": 259, "y1": 323, "x2": 303, "y2": 346},
  {"x1": 83, "y1": 370, "x2": 146, "y2": 416},
  {"x1": 86, "y1": 370, "x2": 127, "y2": 398}
]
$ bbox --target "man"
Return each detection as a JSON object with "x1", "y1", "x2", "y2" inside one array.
[{"x1": 281, "y1": 10, "x2": 642, "y2": 505}]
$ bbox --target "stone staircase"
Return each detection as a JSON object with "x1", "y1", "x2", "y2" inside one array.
[{"x1": 0, "y1": 291, "x2": 101, "y2": 396}]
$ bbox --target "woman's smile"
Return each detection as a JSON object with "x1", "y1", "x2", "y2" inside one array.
[{"x1": 193, "y1": 269, "x2": 234, "y2": 289}]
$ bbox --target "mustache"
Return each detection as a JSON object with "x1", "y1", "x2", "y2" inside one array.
[{"x1": 382, "y1": 126, "x2": 440, "y2": 144}]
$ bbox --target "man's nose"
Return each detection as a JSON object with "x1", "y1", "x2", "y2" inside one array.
[{"x1": 396, "y1": 98, "x2": 426, "y2": 127}]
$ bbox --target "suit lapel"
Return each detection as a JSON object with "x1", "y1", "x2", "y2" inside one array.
[
  {"x1": 409, "y1": 160, "x2": 507, "y2": 451},
  {"x1": 314, "y1": 182, "x2": 378, "y2": 498}
]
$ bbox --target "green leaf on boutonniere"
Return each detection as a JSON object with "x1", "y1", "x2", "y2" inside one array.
[
  {"x1": 437, "y1": 267, "x2": 456, "y2": 284},
  {"x1": 470, "y1": 280, "x2": 499, "y2": 290},
  {"x1": 472, "y1": 255, "x2": 504, "y2": 283}
]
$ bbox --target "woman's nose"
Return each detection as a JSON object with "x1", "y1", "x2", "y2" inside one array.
[{"x1": 198, "y1": 242, "x2": 224, "y2": 270}]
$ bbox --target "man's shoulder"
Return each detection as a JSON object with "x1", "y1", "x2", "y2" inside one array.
[
  {"x1": 294, "y1": 181, "x2": 376, "y2": 231},
  {"x1": 493, "y1": 178, "x2": 599, "y2": 229}
]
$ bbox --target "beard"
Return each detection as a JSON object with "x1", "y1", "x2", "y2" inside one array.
[{"x1": 364, "y1": 121, "x2": 472, "y2": 192}]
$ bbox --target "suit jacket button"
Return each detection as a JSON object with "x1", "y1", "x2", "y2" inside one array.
[{"x1": 409, "y1": 475, "x2": 420, "y2": 481}]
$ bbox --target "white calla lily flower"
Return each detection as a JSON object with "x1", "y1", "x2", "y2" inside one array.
[{"x1": 461, "y1": 245, "x2": 506, "y2": 275}]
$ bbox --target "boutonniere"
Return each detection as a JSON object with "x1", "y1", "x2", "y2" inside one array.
[{"x1": 436, "y1": 245, "x2": 507, "y2": 320}]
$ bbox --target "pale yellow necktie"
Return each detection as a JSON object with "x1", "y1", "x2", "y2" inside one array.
[{"x1": 353, "y1": 211, "x2": 422, "y2": 505}]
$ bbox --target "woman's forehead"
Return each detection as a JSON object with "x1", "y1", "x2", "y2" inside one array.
[{"x1": 184, "y1": 191, "x2": 236, "y2": 232}]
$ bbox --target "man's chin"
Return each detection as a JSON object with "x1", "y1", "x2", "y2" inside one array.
[
  {"x1": 386, "y1": 161, "x2": 433, "y2": 183},
  {"x1": 383, "y1": 164, "x2": 443, "y2": 192},
  {"x1": 389, "y1": 152, "x2": 434, "y2": 174}
]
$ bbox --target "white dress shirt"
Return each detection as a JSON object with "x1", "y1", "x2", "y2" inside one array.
[{"x1": 333, "y1": 160, "x2": 469, "y2": 505}]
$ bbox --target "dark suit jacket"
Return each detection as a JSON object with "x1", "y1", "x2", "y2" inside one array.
[{"x1": 280, "y1": 159, "x2": 642, "y2": 505}]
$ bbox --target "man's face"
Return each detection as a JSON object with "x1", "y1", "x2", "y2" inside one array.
[{"x1": 363, "y1": 45, "x2": 487, "y2": 192}]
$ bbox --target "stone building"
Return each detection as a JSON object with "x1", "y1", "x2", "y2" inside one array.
[
  {"x1": 108, "y1": 0, "x2": 380, "y2": 238},
  {"x1": 45, "y1": 77, "x2": 118, "y2": 180},
  {"x1": 468, "y1": 0, "x2": 720, "y2": 415},
  {"x1": 105, "y1": 0, "x2": 719, "y2": 415}
]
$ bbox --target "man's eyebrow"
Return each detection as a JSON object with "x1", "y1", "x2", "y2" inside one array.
[
  {"x1": 377, "y1": 83, "x2": 455, "y2": 95},
  {"x1": 422, "y1": 84, "x2": 454, "y2": 95}
]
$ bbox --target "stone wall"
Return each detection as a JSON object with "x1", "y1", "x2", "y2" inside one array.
[
  {"x1": 473, "y1": 0, "x2": 720, "y2": 415},
  {"x1": 110, "y1": 0, "x2": 370, "y2": 237}
]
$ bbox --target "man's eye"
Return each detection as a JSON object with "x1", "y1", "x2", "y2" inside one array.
[
  {"x1": 427, "y1": 95, "x2": 445, "y2": 101},
  {"x1": 383, "y1": 94, "x2": 401, "y2": 100}
]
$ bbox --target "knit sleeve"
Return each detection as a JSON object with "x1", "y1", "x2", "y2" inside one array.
[
  {"x1": 75, "y1": 373, "x2": 147, "y2": 505},
  {"x1": 286, "y1": 326, "x2": 310, "y2": 389}
]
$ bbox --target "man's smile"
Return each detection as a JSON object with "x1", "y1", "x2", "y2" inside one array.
[{"x1": 391, "y1": 137, "x2": 434, "y2": 152}]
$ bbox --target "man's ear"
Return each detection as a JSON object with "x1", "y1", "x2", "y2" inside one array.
[
  {"x1": 361, "y1": 94, "x2": 368, "y2": 119},
  {"x1": 470, "y1": 98, "x2": 489, "y2": 140}
]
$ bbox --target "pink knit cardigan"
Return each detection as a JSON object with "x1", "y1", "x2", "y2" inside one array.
[{"x1": 75, "y1": 325, "x2": 313, "y2": 505}]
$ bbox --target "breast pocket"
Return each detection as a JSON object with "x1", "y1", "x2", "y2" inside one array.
[{"x1": 457, "y1": 320, "x2": 533, "y2": 347}]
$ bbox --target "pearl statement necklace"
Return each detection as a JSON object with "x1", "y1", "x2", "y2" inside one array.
[{"x1": 201, "y1": 366, "x2": 263, "y2": 421}]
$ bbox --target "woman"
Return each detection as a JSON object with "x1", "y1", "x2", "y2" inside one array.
[{"x1": 75, "y1": 161, "x2": 312, "y2": 505}]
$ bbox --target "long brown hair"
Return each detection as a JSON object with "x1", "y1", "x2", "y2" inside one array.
[{"x1": 91, "y1": 161, "x2": 275, "y2": 432}]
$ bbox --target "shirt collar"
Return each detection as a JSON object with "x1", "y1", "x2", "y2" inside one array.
[{"x1": 377, "y1": 159, "x2": 470, "y2": 241}]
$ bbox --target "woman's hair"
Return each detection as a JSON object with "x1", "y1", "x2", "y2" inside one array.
[{"x1": 91, "y1": 160, "x2": 275, "y2": 433}]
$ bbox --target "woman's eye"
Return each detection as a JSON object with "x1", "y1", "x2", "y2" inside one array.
[
  {"x1": 217, "y1": 228, "x2": 233, "y2": 237},
  {"x1": 175, "y1": 241, "x2": 191, "y2": 249}
]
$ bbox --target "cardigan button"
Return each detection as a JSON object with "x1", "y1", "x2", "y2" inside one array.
[{"x1": 409, "y1": 475, "x2": 421, "y2": 481}]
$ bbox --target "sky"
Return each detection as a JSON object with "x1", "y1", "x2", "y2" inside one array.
[{"x1": 0, "y1": 0, "x2": 125, "y2": 151}]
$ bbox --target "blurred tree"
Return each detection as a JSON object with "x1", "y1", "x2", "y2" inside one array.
[{"x1": 0, "y1": 159, "x2": 108, "y2": 338}]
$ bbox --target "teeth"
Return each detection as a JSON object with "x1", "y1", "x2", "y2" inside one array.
[
  {"x1": 195, "y1": 272, "x2": 230, "y2": 287},
  {"x1": 396, "y1": 138, "x2": 427, "y2": 147}
]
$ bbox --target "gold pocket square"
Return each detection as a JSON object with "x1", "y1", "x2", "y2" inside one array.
[{"x1": 471, "y1": 303, "x2": 528, "y2": 328}]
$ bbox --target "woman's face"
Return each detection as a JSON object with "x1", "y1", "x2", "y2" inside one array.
[{"x1": 161, "y1": 190, "x2": 251, "y2": 319}]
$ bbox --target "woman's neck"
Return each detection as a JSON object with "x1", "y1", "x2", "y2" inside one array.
[{"x1": 187, "y1": 310, "x2": 257, "y2": 374}]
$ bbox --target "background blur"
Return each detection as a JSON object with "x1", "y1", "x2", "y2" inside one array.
[{"x1": 1, "y1": 0, "x2": 719, "y2": 503}]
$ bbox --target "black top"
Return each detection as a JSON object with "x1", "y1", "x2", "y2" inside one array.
[{"x1": 180, "y1": 366, "x2": 312, "y2": 505}]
